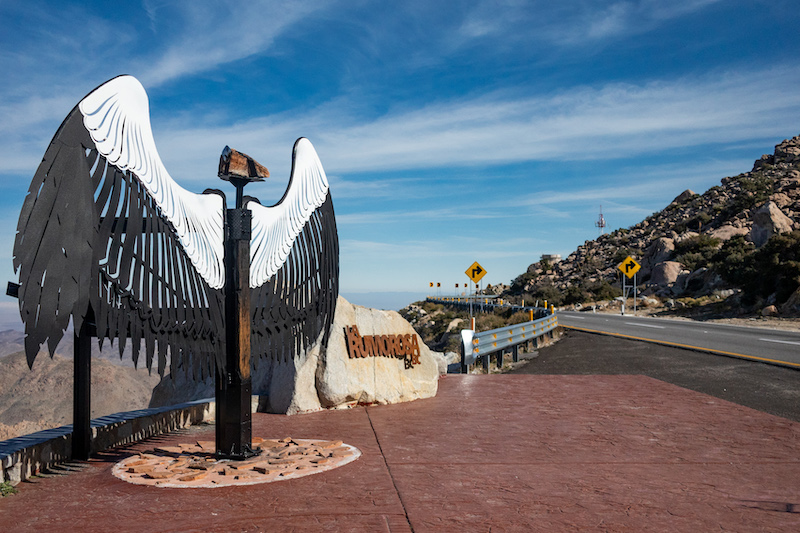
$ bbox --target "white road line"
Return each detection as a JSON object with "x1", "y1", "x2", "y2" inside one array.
[
  {"x1": 759, "y1": 338, "x2": 800, "y2": 346},
  {"x1": 567, "y1": 316, "x2": 586, "y2": 320},
  {"x1": 625, "y1": 322, "x2": 665, "y2": 329}
]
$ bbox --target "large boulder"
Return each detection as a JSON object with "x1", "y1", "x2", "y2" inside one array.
[
  {"x1": 683, "y1": 267, "x2": 722, "y2": 295},
  {"x1": 710, "y1": 224, "x2": 749, "y2": 241},
  {"x1": 150, "y1": 296, "x2": 439, "y2": 414},
  {"x1": 780, "y1": 288, "x2": 800, "y2": 316},
  {"x1": 750, "y1": 201, "x2": 794, "y2": 247},
  {"x1": 670, "y1": 189, "x2": 696, "y2": 205},
  {"x1": 673, "y1": 231, "x2": 699, "y2": 244},
  {"x1": 314, "y1": 297, "x2": 439, "y2": 410},
  {"x1": 649, "y1": 261, "x2": 685, "y2": 287},
  {"x1": 774, "y1": 137, "x2": 800, "y2": 165},
  {"x1": 643, "y1": 237, "x2": 674, "y2": 272}
]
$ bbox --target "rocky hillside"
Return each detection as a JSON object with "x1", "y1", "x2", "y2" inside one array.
[
  {"x1": 502, "y1": 134, "x2": 800, "y2": 317},
  {"x1": 0, "y1": 351, "x2": 161, "y2": 440}
]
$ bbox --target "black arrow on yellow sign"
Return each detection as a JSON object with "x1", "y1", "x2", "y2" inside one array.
[
  {"x1": 624, "y1": 260, "x2": 636, "y2": 273},
  {"x1": 471, "y1": 265, "x2": 483, "y2": 278}
]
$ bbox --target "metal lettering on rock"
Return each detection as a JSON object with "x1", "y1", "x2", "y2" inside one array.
[{"x1": 344, "y1": 325, "x2": 422, "y2": 369}]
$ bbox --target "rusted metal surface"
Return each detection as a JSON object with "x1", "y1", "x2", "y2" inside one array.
[
  {"x1": 216, "y1": 207, "x2": 257, "y2": 459},
  {"x1": 218, "y1": 146, "x2": 269, "y2": 181}
]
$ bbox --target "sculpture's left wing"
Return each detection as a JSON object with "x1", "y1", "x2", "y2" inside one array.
[
  {"x1": 248, "y1": 138, "x2": 339, "y2": 363},
  {"x1": 13, "y1": 75, "x2": 225, "y2": 377}
]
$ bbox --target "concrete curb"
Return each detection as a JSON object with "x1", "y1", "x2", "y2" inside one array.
[{"x1": 1, "y1": 399, "x2": 215, "y2": 485}]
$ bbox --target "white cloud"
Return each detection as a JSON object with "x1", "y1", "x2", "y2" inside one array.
[
  {"x1": 139, "y1": 1, "x2": 324, "y2": 87},
  {"x1": 455, "y1": 0, "x2": 722, "y2": 48},
  {"x1": 547, "y1": 0, "x2": 722, "y2": 45},
  {"x1": 137, "y1": 66, "x2": 800, "y2": 185}
]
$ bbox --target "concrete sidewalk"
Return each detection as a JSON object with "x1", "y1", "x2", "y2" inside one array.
[{"x1": 2, "y1": 374, "x2": 799, "y2": 531}]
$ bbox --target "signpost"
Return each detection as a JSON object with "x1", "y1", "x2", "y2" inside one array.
[
  {"x1": 617, "y1": 256, "x2": 641, "y2": 315},
  {"x1": 465, "y1": 261, "x2": 487, "y2": 322}
]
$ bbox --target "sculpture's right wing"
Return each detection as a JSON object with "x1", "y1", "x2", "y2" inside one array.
[
  {"x1": 13, "y1": 75, "x2": 226, "y2": 377},
  {"x1": 247, "y1": 138, "x2": 339, "y2": 363}
]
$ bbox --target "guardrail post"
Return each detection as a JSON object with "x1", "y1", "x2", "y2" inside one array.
[
  {"x1": 497, "y1": 350, "x2": 504, "y2": 368},
  {"x1": 460, "y1": 339, "x2": 468, "y2": 374},
  {"x1": 482, "y1": 354, "x2": 489, "y2": 372},
  {"x1": 512, "y1": 344, "x2": 519, "y2": 363}
]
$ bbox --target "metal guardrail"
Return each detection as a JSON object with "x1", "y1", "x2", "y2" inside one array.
[
  {"x1": 460, "y1": 314, "x2": 559, "y2": 373},
  {"x1": 425, "y1": 296, "x2": 553, "y2": 316}
]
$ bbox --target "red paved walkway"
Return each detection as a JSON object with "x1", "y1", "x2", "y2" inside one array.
[{"x1": 2, "y1": 375, "x2": 799, "y2": 531}]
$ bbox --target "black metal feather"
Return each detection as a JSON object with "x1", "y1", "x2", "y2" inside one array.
[
  {"x1": 13, "y1": 76, "x2": 340, "y2": 380},
  {"x1": 250, "y1": 192, "x2": 339, "y2": 364},
  {"x1": 14, "y1": 105, "x2": 225, "y2": 377}
]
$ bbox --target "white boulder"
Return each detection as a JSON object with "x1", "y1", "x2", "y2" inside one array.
[
  {"x1": 750, "y1": 201, "x2": 794, "y2": 247},
  {"x1": 649, "y1": 261, "x2": 685, "y2": 287},
  {"x1": 315, "y1": 297, "x2": 439, "y2": 410},
  {"x1": 150, "y1": 296, "x2": 439, "y2": 415}
]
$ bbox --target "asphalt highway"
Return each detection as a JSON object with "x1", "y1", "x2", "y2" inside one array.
[
  {"x1": 558, "y1": 310, "x2": 800, "y2": 369},
  {"x1": 510, "y1": 329, "x2": 800, "y2": 422}
]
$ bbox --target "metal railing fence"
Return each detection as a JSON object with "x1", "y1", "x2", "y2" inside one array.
[{"x1": 460, "y1": 314, "x2": 558, "y2": 373}]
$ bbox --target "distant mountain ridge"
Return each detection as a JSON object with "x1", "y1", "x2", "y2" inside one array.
[
  {"x1": 0, "y1": 350, "x2": 160, "y2": 440},
  {"x1": 502, "y1": 134, "x2": 800, "y2": 316}
]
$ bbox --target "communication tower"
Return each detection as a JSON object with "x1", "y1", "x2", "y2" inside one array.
[{"x1": 595, "y1": 205, "x2": 607, "y2": 234}]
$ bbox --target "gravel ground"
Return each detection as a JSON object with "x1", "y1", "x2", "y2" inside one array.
[{"x1": 510, "y1": 329, "x2": 800, "y2": 422}]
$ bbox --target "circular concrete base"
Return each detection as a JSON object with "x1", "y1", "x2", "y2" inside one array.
[{"x1": 112, "y1": 437, "x2": 360, "y2": 488}]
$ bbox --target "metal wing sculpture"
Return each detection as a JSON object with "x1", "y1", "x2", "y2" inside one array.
[{"x1": 13, "y1": 75, "x2": 339, "y2": 378}]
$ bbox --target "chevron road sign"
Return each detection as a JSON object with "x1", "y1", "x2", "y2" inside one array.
[
  {"x1": 466, "y1": 261, "x2": 487, "y2": 283},
  {"x1": 618, "y1": 256, "x2": 641, "y2": 279}
]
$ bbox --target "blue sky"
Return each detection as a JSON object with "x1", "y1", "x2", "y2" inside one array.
[{"x1": 1, "y1": 1, "x2": 800, "y2": 322}]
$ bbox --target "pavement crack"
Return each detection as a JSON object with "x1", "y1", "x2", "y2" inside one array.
[{"x1": 366, "y1": 407, "x2": 414, "y2": 533}]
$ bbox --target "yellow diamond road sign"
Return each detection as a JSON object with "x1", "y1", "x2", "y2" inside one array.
[
  {"x1": 466, "y1": 261, "x2": 487, "y2": 283},
  {"x1": 618, "y1": 256, "x2": 641, "y2": 279}
]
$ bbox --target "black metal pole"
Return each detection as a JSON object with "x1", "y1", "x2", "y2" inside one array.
[
  {"x1": 460, "y1": 338, "x2": 468, "y2": 374},
  {"x1": 72, "y1": 309, "x2": 93, "y2": 460},
  {"x1": 215, "y1": 182, "x2": 258, "y2": 459}
]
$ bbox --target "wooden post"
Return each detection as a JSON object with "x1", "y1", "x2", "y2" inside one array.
[
  {"x1": 215, "y1": 206, "x2": 257, "y2": 459},
  {"x1": 214, "y1": 151, "x2": 268, "y2": 460}
]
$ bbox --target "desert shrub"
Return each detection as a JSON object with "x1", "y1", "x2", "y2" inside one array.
[
  {"x1": 509, "y1": 271, "x2": 538, "y2": 295},
  {"x1": 612, "y1": 247, "x2": 634, "y2": 265},
  {"x1": 507, "y1": 310, "x2": 533, "y2": 324},
  {"x1": 1, "y1": 481, "x2": 17, "y2": 497},
  {"x1": 712, "y1": 231, "x2": 800, "y2": 305},
  {"x1": 587, "y1": 280, "x2": 622, "y2": 301},
  {"x1": 563, "y1": 284, "x2": 591, "y2": 305},
  {"x1": 421, "y1": 301, "x2": 442, "y2": 314},
  {"x1": 722, "y1": 173, "x2": 773, "y2": 217},
  {"x1": 684, "y1": 211, "x2": 712, "y2": 232},
  {"x1": 711, "y1": 235, "x2": 756, "y2": 284},
  {"x1": 674, "y1": 234, "x2": 720, "y2": 271},
  {"x1": 523, "y1": 282, "x2": 564, "y2": 307},
  {"x1": 476, "y1": 313, "x2": 507, "y2": 331}
]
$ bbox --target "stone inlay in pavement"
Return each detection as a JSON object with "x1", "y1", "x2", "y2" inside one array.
[{"x1": 112, "y1": 437, "x2": 361, "y2": 488}]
